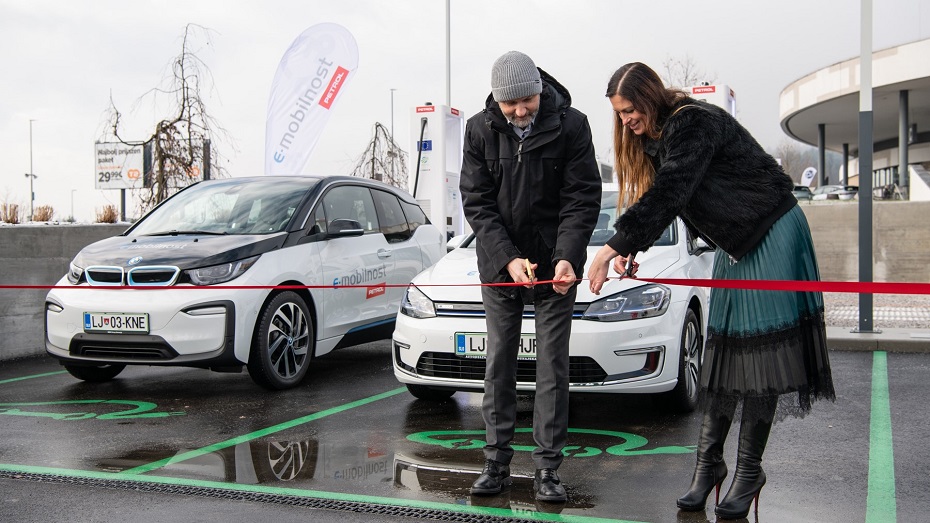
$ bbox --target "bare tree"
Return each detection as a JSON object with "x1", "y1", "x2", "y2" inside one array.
[
  {"x1": 772, "y1": 138, "x2": 810, "y2": 183},
  {"x1": 661, "y1": 54, "x2": 717, "y2": 89},
  {"x1": 103, "y1": 24, "x2": 231, "y2": 215},
  {"x1": 349, "y1": 122, "x2": 408, "y2": 189},
  {"x1": 769, "y1": 138, "x2": 845, "y2": 185}
]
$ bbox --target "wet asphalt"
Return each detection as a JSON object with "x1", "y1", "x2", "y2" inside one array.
[{"x1": 1, "y1": 343, "x2": 928, "y2": 523}]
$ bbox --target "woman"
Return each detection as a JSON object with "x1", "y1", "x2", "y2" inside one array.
[{"x1": 587, "y1": 62, "x2": 835, "y2": 520}]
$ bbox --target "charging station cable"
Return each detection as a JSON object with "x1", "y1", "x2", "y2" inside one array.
[{"x1": 412, "y1": 116, "x2": 428, "y2": 198}]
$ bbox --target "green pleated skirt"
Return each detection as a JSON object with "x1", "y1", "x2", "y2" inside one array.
[{"x1": 700, "y1": 205, "x2": 836, "y2": 423}]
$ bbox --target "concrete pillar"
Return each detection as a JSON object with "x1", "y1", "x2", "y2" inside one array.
[
  {"x1": 842, "y1": 143, "x2": 849, "y2": 185},
  {"x1": 818, "y1": 123, "x2": 826, "y2": 186},
  {"x1": 899, "y1": 90, "x2": 909, "y2": 195}
]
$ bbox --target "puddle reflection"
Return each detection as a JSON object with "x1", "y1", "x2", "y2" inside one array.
[
  {"x1": 392, "y1": 452, "x2": 595, "y2": 512},
  {"x1": 104, "y1": 436, "x2": 394, "y2": 486}
]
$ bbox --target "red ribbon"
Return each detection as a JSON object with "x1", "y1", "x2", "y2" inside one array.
[{"x1": 3, "y1": 278, "x2": 929, "y2": 294}]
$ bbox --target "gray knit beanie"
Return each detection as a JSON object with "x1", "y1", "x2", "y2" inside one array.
[{"x1": 490, "y1": 51, "x2": 542, "y2": 102}]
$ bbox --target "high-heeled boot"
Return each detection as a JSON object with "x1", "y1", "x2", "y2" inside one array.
[
  {"x1": 676, "y1": 412, "x2": 733, "y2": 511},
  {"x1": 715, "y1": 403, "x2": 775, "y2": 519}
]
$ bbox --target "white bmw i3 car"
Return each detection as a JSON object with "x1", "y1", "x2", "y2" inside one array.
[
  {"x1": 45, "y1": 176, "x2": 443, "y2": 390},
  {"x1": 392, "y1": 190, "x2": 716, "y2": 412}
]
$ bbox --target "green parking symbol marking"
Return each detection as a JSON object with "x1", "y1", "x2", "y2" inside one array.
[
  {"x1": 408, "y1": 427, "x2": 694, "y2": 457},
  {"x1": 0, "y1": 400, "x2": 185, "y2": 420}
]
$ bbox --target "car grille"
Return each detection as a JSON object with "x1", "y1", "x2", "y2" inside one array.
[
  {"x1": 414, "y1": 352, "x2": 607, "y2": 384},
  {"x1": 71, "y1": 339, "x2": 179, "y2": 360},
  {"x1": 84, "y1": 265, "x2": 180, "y2": 287},
  {"x1": 435, "y1": 302, "x2": 589, "y2": 319}
]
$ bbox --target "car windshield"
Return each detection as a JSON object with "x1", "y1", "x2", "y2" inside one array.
[
  {"x1": 459, "y1": 190, "x2": 675, "y2": 248},
  {"x1": 129, "y1": 178, "x2": 318, "y2": 237}
]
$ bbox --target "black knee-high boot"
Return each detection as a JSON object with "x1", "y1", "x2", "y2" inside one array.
[
  {"x1": 676, "y1": 411, "x2": 733, "y2": 511},
  {"x1": 715, "y1": 399, "x2": 776, "y2": 520}
]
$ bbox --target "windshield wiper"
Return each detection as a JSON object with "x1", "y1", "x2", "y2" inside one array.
[{"x1": 143, "y1": 230, "x2": 228, "y2": 236}]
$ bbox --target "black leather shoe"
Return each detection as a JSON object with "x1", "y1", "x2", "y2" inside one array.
[
  {"x1": 471, "y1": 459, "x2": 511, "y2": 495},
  {"x1": 534, "y1": 468, "x2": 567, "y2": 502}
]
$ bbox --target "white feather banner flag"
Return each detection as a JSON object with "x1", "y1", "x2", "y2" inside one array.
[{"x1": 264, "y1": 23, "x2": 358, "y2": 175}]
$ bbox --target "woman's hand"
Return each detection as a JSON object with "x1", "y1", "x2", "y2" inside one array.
[
  {"x1": 612, "y1": 254, "x2": 639, "y2": 278},
  {"x1": 587, "y1": 244, "x2": 619, "y2": 295}
]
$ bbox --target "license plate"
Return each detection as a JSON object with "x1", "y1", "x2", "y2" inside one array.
[
  {"x1": 83, "y1": 312, "x2": 150, "y2": 334},
  {"x1": 455, "y1": 333, "x2": 536, "y2": 359}
]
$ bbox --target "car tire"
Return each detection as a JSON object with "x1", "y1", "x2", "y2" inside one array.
[
  {"x1": 661, "y1": 308, "x2": 701, "y2": 413},
  {"x1": 247, "y1": 291, "x2": 313, "y2": 390},
  {"x1": 63, "y1": 363, "x2": 125, "y2": 382},
  {"x1": 406, "y1": 384, "x2": 456, "y2": 401}
]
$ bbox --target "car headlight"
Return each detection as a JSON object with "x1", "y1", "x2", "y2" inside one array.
[
  {"x1": 582, "y1": 284, "x2": 671, "y2": 322},
  {"x1": 67, "y1": 261, "x2": 84, "y2": 285},
  {"x1": 186, "y1": 255, "x2": 260, "y2": 286},
  {"x1": 400, "y1": 285, "x2": 436, "y2": 318}
]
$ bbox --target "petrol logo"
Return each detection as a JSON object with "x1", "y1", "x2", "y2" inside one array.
[{"x1": 366, "y1": 284, "x2": 386, "y2": 299}]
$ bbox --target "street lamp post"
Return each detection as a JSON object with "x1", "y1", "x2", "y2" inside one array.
[
  {"x1": 25, "y1": 119, "x2": 37, "y2": 221},
  {"x1": 390, "y1": 88, "x2": 397, "y2": 141}
]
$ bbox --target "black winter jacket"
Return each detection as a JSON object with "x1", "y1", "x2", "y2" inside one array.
[
  {"x1": 460, "y1": 69, "x2": 602, "y2": 285},
  {"x1": 606, "y1": 98, "x2": 796, "y2": 261}
]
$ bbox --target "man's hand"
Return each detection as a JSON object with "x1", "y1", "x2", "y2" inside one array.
[
  {"x1": 507, "y1": 257, "x2": 537, "y2": 288},
  {"x1": 552, "y1": 260, "x2": 576, "y2": 295}
]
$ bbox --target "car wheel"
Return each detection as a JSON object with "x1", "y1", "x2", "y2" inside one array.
[
  {"x1": 247, "y1": 291, "x2": 313, "y2": 390},
  {"x1": 661, "y1": 308, "x2": 701, "y2": 413},
  {"x1": 63, "y1": 363, "x2": 125, "y2": 382},
  {"x1": 406, "y1": 384, "x2": 456, "y2": 401}
]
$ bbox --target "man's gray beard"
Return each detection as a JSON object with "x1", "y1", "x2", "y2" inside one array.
[{"x1": 505, "y1": 110, "x2": 538, "y2": 129}]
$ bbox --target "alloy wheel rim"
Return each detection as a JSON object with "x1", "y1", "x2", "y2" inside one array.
[
  {"x1": 267, "y1": 302, "x2": 310, "y2": 379},
  {"x1": 682, "y1": 319, "x2": 700, "y2": 399}
]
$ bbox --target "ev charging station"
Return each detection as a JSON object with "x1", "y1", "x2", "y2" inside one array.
[
  {"x1": 688, "y1": 84, "x2": 736, "y2": 117},
  {"x1": 408, "y1": 103, "x2": 467, "y2": 241}
]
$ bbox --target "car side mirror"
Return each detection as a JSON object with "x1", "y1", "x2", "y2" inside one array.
[
  {"x1": 446, "y1": 233, "x2": 468, "y2": 252},
  {"x1": 692, "y1": 237, "x2": 715, "y2": 255},
  {"x1": 327, "y1": 218, "x2": 364, "y2": 237}
]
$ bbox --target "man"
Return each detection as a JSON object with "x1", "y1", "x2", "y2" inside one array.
[{"x1": 460, "y1": 50, "x2": 602, "y2": 502}]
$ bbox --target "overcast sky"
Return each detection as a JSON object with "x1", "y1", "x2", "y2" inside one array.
[{"x1": 1, "y1": 0, "x2": 928, "y2": 221}]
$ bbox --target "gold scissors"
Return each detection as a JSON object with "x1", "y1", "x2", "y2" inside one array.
[{"x1": 525, "y1": 258, "x2": 535, "y2": 282}]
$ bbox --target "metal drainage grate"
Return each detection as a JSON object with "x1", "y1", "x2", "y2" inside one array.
[{"x1": 0, "y1": 470, "x2": 545, "y2": 523}]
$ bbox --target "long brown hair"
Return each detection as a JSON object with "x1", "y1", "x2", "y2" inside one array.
[{"x1": 605, "y1": 62, "x2": 686, "y2": 208}]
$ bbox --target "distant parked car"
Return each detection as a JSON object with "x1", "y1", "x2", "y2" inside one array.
[
  {"x1": 792, "y1": 185, "x2": 813, "y2": 201},
  {"x1": 45, "y1": 176, "x2": 444, "y2": 390},
  {"x1": 812, "y1": 184, "x2": 858, "y2": 201}
]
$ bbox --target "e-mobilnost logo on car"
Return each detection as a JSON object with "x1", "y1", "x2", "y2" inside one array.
[{"x1": 332, "y1": 265, "x2": 386, "y2": 287}]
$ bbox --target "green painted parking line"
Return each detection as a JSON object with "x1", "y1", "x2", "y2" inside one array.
[
  {"x1": 866, "y1": 351, "x2": 896, "y2": 523},
  {"x1": 0, "y1": 370, "x2": 67, "y2": 385},
  {"x1": 0, "y1": 463, "x2": 647, "y2": 523},
  {"x1": 121, "y1": 387, "x2": 408, "y2": 475}
]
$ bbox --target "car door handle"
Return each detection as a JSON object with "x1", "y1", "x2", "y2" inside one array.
[{"x1": 377, "y1": 248, "x2": 393, "y2": 259}]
